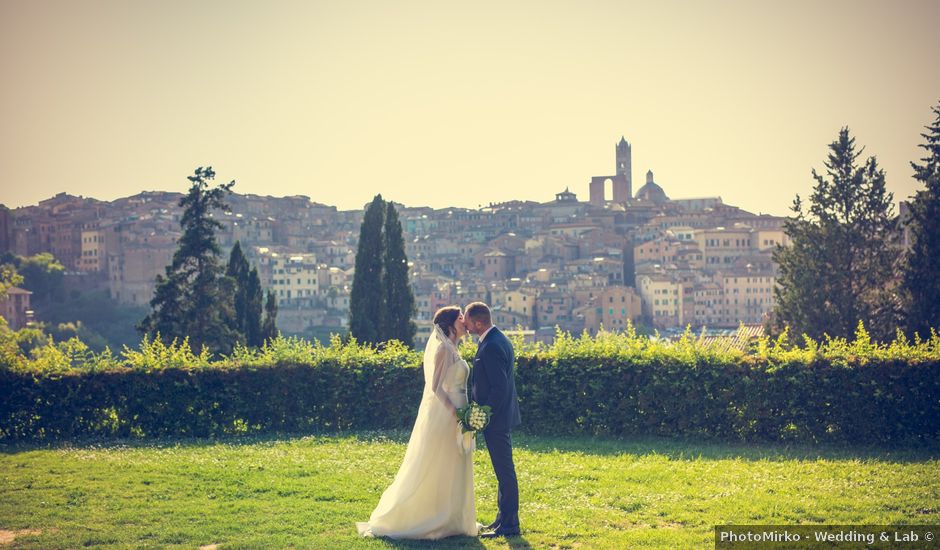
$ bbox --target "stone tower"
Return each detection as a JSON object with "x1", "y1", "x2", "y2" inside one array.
[
  {"x1": 589, "y1": 136, "x2": 633, "y2": 205},
  {"x1": 613, "y1": 136, "x2": 632, "y2": 202},
  {"x1": 616, "y1": 137, "x2": 631, "y2": 178}
]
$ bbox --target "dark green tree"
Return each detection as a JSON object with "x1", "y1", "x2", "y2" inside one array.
[
  {"x1": 260, "y1": 289, "x2": 278, "y2": 343},
  {"x1": 349, "y1": 194, "x2": 386, "y2": 345},
  {"x1": 138, "y1": 167, "x2": 237, "y2": 355},
  {"x1": 226, "y1": 241, "x2": 250, "y2": 346},
  {"x1": 140, "y1": 270, "x2": 187, "y2": 343},
  {"x1": 245, "y1": 267, "x2": 264, "y2": 347},
  {"x1": 773, "y1": 128, "x2": 901, "y2": 341},
  {"x1": 382, "y1": 202, "x2": 416, "y2": 347},
  {"x1": 901, "y1": 101, "x2": 940, "y2": 338}
]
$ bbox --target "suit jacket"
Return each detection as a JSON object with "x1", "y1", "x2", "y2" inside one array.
[{"x1": 471, "y1": 327, "x2": 521, "y2": 432}]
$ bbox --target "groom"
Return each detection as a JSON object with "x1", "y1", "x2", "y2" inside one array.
[{"x1": 465, "y1": 302, "x2": 521, "y2": 538}]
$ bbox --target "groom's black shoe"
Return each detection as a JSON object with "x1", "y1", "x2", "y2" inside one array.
[{"x1": 485, "y1": 519, "x2": 500, "y2": 530}]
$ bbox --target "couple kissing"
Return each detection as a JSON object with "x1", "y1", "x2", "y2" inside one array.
[{"x1": 357, "y1": 302, "x2": 522, "y2": 539}]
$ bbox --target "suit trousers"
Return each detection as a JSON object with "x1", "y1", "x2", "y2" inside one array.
[{"x1": 483, "y1": 427, "x2": 519, "y2": 528}]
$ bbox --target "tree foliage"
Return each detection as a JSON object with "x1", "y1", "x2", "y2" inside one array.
[
  {"x1": 224, "y1": 241, "x2": 273, "y2": 348},
  {"x1": 0, "y1": 252, "x2": 64, "y2": 306},
  {"x1": 382, "y1": 203, "x2": 416, "y2": 347},
  {"x1": 138, "y1": 167, "x2": 237, "y2": 355},
  {"x1": 349, "y1": 195, "x2": 387, "y2": 345},
  {"x1": 901, "y1": 101, "x2": 940, "y2": 338},
  {"x1": 261, "y1": 289, "x2": 278, "y2": 344},
  {"x1": 0, "y1": 263, "x2": 23, "y2": 299},
  {"x1": 226, "y1": 241, "x2": 250, "y2": 347},
  {"x1": 245, "y1": 266, "x2": 265, "y2": 347},
  {"x1": 773, "y1": 128, "x2": 901, "y2": 341},
  {"x1": 349, "y1": 195, "x2": 416, "y2": 347}
]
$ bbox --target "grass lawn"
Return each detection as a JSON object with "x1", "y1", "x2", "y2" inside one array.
[{"x1": 0, "y1": 432, "x2": 937, "y2": 549}]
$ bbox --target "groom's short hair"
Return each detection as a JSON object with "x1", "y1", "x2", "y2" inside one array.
[{"x1": 465, "y1": 302, "x2": 491, "y2": 325}]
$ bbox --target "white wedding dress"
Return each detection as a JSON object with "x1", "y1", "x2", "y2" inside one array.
[{"x1": 356, "y1": 327, "x2": 482, "y2": 539}]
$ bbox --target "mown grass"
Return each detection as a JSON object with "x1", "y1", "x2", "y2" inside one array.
[{"x1": 1, "y1": 432, "x2": 937, "y2": 549}]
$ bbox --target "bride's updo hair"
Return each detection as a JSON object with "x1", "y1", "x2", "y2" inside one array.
[{"x1": 433, "y1": 306, "x2": 461, "y2": 338}]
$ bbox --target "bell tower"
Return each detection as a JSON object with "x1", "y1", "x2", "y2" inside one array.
[
  {"x1": 613, "y1": 136, "x2": 632, "y2": 202},
  {"x1": 616, "y1": 136, "x2": 631, "y2": 179},
  {"x1": 589, "y1": 136, "x2": 633, "y2": 205}
]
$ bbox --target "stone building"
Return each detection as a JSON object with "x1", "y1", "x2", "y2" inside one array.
[{"x1": 0, "y1": 287, "x2": 32, "y2": 330}]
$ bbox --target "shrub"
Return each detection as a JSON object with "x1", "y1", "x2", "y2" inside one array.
[{"x1": 0, "y1": 324, "x2": 937, "y2": 445}]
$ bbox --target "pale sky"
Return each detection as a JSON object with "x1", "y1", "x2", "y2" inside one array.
[{"x1": 1, "y1": 0, "x2": 938, "y2": 216}]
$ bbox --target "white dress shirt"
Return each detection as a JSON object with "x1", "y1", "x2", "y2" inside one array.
[{"x1": 478, "y1": 325, "x2": 496, "y2": 344}]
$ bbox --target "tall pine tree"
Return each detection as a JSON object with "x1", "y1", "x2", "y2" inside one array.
[
  {"x1": 138, "y1": 167, "x2": 236, "y2": 355},
  {"x1": 902, "y1": 101, "x2": 940, "y2": 338},
  {"x1": 773, "y1": 128, "x2": 900, "y2": 341},
  {"x1": 382, "y1": 202, "x2": 417, "y2": 347},
  {"x1": 349, "y1": 195, "x2": 386, "y2": 345}
]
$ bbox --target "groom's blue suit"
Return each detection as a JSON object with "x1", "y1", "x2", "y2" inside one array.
[{"x1": 471, "y1": 326, "x2": 521, "y2": 531}]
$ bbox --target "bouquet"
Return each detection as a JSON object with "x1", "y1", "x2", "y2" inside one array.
[{"x1": 457, "y1": 401, "x2": 491, "y2": 434}]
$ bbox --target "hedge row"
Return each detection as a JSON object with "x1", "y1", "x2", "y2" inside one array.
[
  {"x1": 1, "y1": 329, "x2": 938, "y2": 445},
  {"x1": 517, "y1": 355, "x2": 939, "y2": 444}
]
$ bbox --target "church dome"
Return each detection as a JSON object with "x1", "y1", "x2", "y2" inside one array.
[{"x1": 635, "y1": 170, "x2": 669, "y2": 204}]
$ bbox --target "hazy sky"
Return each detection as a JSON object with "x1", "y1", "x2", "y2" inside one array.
[{"x1": 1, "y1": 0, "x2": 938, "y2": 215}]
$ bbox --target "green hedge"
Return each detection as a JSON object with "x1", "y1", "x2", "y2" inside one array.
[{"x1": 1, "y1": 326, "x2": 938, "y2": 445}]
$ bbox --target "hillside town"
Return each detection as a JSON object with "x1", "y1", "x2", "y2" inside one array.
[{"x1": 0, "y1": 138, "x2": 793, "y2": 342}]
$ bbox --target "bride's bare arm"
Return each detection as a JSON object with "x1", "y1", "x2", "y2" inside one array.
[{"x1": 432, "y1": 347, "x2": 458, "y2": 416}]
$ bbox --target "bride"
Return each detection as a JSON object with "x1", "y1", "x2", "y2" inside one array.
[{"x1": 356, "y1": 306, "x2": 482, "y2": 539}]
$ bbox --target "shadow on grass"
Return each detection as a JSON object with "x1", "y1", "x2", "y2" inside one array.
[
  {"x1": 377, "y1": 535, "x2": 484, "y2": 549},
  {"x1": 377, "y1": 534, "x2": 531, "y2": 549},
  {"x1": 2, "y1": 429, "x2": 937, "y2": 463},
  {"x1": 511, "y1": 432, "x2": 940, "y2": 463}
]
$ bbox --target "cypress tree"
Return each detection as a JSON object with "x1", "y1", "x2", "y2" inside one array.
[
  {"x1": 349, "y1": 195, "x2": 386, "y2": 345},
  {"x1": 902, "y1": 101, "x2": 940, "y2": 338},
  {"x1": 261, "y1": 289, "x2": 278, "y2": 343},
  {"x1": 245, "y1": 267, "x2": 264, "y2": 347},
  {"x1": 382, "y1": 202, "x2": 416, "y2": 347},
  {"x1": 226, "y1": 241, "x2": 250, "y2": 345},
  {"x1": 772, "y1": 128, "x2": 900, "y2": 341}
]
